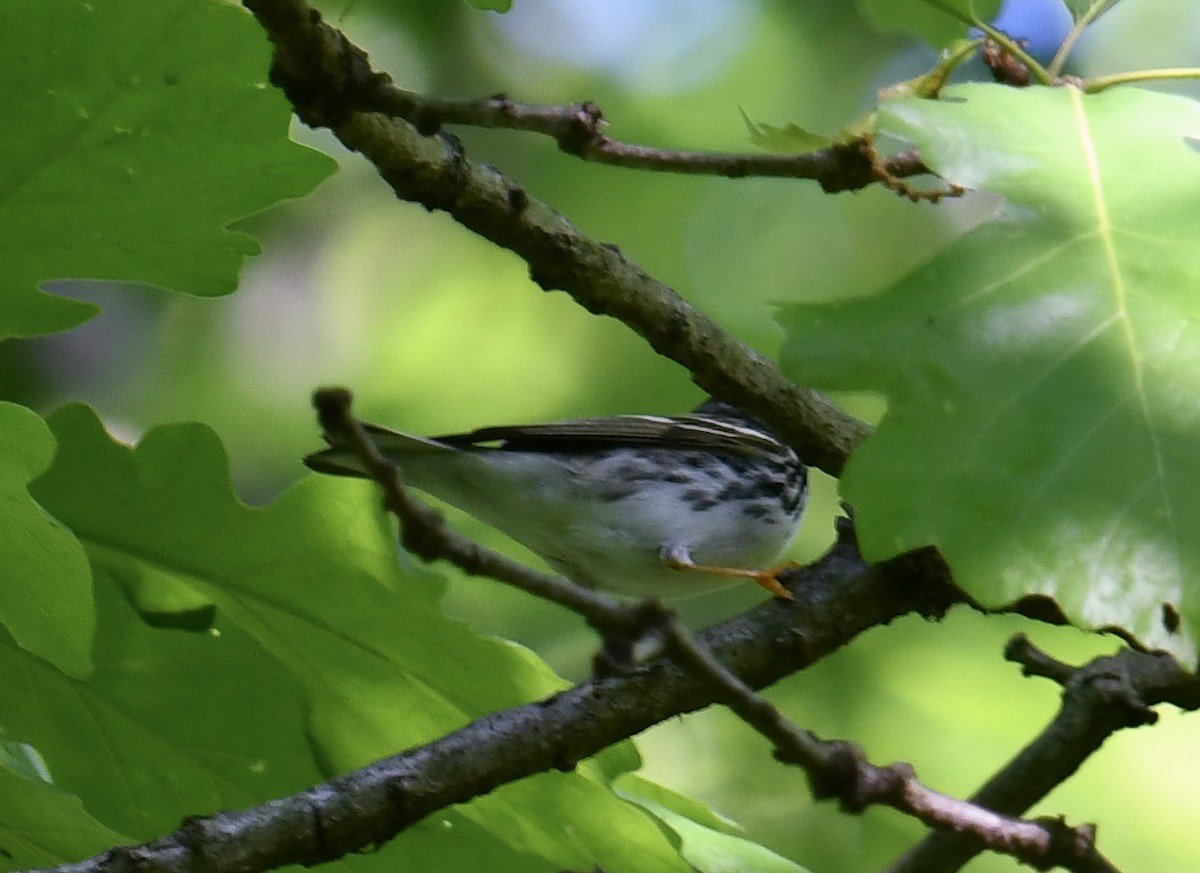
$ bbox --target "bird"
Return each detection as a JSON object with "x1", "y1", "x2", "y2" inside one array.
[{"x1": 304, "y1": 398, "x2": 808, "y2": 599}]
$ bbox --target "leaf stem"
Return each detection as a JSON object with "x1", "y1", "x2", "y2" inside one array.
[
  {"x1": 1084, "y1": 67, "x2": 1200, "y2": 94},
  {"x1": 925, "y1": 37, "x2": 987, "y2": 96},
  {"x1": 1047, "y1": 0, "x2": 1122, "y2": 78}
]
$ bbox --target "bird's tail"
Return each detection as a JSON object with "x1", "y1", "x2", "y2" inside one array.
[{"x1": 303, "y1": 423, "x2": 452, "y2": 479}]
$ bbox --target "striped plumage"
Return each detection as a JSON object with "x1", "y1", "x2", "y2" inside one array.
[{"x1": 305, "y1": 398, "x2": 807, "y2": 598}]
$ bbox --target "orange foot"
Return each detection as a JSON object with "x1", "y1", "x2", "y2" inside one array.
[{"x1": 665, "y1": 558, "x2": 800, "y2": 600}]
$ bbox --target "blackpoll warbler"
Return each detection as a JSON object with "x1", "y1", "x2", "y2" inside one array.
[{"x1": 304, "y1": 398, "x2": 808, "y2": 598}]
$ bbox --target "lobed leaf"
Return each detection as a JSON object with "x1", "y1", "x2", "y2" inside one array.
[
  {"x1": 0, "y1": 756, "x2": 129, "y2": 871},
  {"x1": 0, "y1": 565, "x2": 318, "y2": 842},
  {"x1": 0, "y1": 0, "x2": 334, "y2": 338},
  {"x1": 780, "y1": 84, "x2": 1200, "y2": 664},
  {"x1": 17, "y1": 405, "x2": 691, "y2": 872},
  {"x1": 0, "y1": 403, "x2": 92, "y2": 678}
]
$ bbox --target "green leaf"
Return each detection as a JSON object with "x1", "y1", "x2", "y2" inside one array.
[
  {"x1": 615, "y1": 774, "x2": 743, "y2": 837},
  {"x1": 25, "y1": 405, "x2": 688, "y2": 872},
  {"x1": 740, "y1": 109, "x2": 833, "y2": 154},
  {"x1": 0, "y1": 0, "x2": 335, "y2": 339},
  {"x1": 779, "y1": 84, "x2": 1200, "y2": 664},
  {"x1": 857, "y1": 0, "x2": 1002, "y2": 49},
  {"x1": 0, "y1": 403, "x2": 92, "y2": 678},
  {"x1": 1063, "y1": 0, "x2": 1121, "y2": 22},
  {"x1": 0, "y1": 754, "x2": 130, "y2": 871},
  {"x1": 0, "y1": 742, "x2": 54, "y2": 786},
  {"x1": 617, "y1": 774, "x2": 813, "y2": 873},
  {"x1": 466, "y1": 0, "x2": 513, "y2": 10},
  {"x1": 0, "y1": 566, "x2": 319, "y2": 843}
]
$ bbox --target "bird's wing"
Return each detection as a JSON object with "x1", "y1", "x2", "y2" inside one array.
[{"x1": 435, "y1": 413, "x2": 779, "y2": 456}]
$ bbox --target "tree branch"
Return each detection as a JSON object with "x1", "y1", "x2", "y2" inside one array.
[
  {"x1": 241, "y1": 0, "x2": 872, "y2": 477},
  {"x1": 657, "y1": 612, "x2": 1121, "y2": 872}
]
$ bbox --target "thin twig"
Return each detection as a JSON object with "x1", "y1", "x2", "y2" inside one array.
[
  {"x1": 1005, "y1": 635, "x2": 1200, "y2": 707},
  {"x1": 370, "y1": 87, "x2": 929, "y2": 192},
  {"x1": 1048, "y1": 0, "x2": 1122, "y2": 78},
  {"x1": 1005, "y1": 632, "x2": 1078, "y2": 683},
  {"x1": 657, "y1": 611, "x2": 1118, "y2": 872},
  {"x1": 883, "y1": 636, "x2": 1200, "y2": 873}
]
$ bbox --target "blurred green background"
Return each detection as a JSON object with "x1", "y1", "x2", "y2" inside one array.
[{"x1": 4, "y1": 0, "x2": 1199, "y2": 870}]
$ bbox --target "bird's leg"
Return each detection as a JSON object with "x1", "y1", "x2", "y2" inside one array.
[{"x1": 660, "y1": 544, "x2": 797, "y2": 600}]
